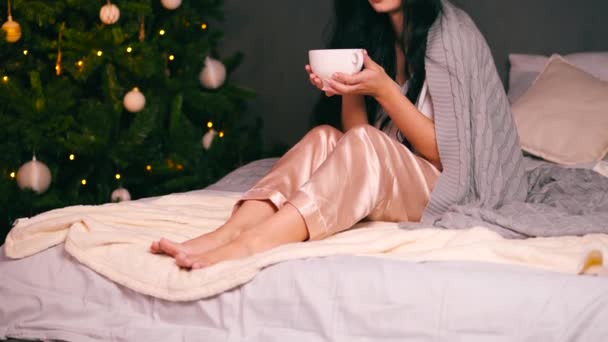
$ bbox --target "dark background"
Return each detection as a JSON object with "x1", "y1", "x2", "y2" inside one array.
[{"x1": 220, "y1": 0, "x2": 608, "y2": 152}]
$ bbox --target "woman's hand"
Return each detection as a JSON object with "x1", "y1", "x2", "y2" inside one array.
[
  {"x1": 325, "y1": 50, "x2": 393, "y2": 99},
  {"x1": 305, "y1": 64, "x2": 336, "y2": 97}
]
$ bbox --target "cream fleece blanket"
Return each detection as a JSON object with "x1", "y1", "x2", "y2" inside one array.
[{"x1": 5, "y1": 190, "x2": 608, "y2": 301}]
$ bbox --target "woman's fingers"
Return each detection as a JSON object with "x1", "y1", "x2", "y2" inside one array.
[
  {"x1": 326, "y1": 79, "x2": 357, "y2": 95},
  {"x1": 332, "y1": 72, "x2": 364, "y2": 86},
  {"x1": 306, "y1": 64, "x2": 335, "y2": 96}
]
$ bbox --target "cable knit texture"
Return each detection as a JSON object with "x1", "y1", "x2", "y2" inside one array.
[{"x1": 407, "y1": 1, "x2": 608, "y2": 238}]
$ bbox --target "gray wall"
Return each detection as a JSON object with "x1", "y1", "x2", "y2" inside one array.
[{"x1": 220, "y1": 0, "x2": 608, "y2": 151}]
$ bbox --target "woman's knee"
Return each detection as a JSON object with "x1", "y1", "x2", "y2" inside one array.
[
  {"x1": 342, "y1": 124, "x2": 385, "y2": 143},
  {"x1": 303, "y1": 124, "x2": 343, "y2": 145}
]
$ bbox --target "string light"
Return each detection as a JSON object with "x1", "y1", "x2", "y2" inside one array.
[
  {"x1": 207, "y1": 121, "x2": 213, "y2": 128},
  {"x1": 81, "y1": 179, "x2": 87, "y2": 185},
  {"x1": 145, "y1": 165, "x2": 152, "y2": 172},
  {"x1": 97, "y1": 50, "x2": 103, "y2": 57},
  {"x1": 9, "y1": 172, "x2": 16, "y2": 179},
  {"x1": 69, "y1": 154, "x2": 75, "y2": 161},
  {"x1": 2, "y1": 76, "x2": 8, "y2": 83},
  {"x1": 219, "y1": 131, "x2": 225, "y2": 138},
  {"x1": 176, "y1": 164, "x2": 184, "y2": 171},
  {"x1": 76, "y1": 60, "x2": 84, "y2": 70},
  {"x1": 201, "y1": 23, "x2": 207, "y2": 30},
  {"x1": 168, "y1": 54, "x2": 175, "y2": 61},
  {"x1": 159, "y1": 29, "x2": 166, "y2": 36},
  {"x1": 23, "y1": 49, "x2": 28, "y2": 55},
  {"x1": 115, "y1": 173, "x2": 121, "y2": 180},
  {"x1": 126, "y1": 46, "x2": 132, "y2": 53}
]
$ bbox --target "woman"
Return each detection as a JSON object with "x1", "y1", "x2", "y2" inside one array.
[{"x1": 150, "y1": 0, "x2": 528, "y2": 267}]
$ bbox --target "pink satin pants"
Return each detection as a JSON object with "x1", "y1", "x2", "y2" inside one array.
[{"x1": 237, "y1": 125, "x2": 440, "y2": 240}]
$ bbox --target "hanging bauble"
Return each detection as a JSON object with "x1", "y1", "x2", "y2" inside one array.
[
  {"x1": 201, "y1": 129, "x2": 217, "y2": 150},
  {"x1": 111, "y1": 187, "x2": 131, "y2": 202},
  {"x1": 16, "y1": 156, "x2": 52, "y2": 194},
  {"x1": 198, "y1": 57, "x2": 226, "y2": 89},
  {"x1": 161, "y1": 0, "x2": 182, "y2": 10},
  {"x1": 2, "y1": 15, "x2": 21, "y2": 43},
  {"x1": 99, "y1": 1, "x2": 120, "y2": 25},
  {"x1": 123, "y1": 87, "x2": 146, "y2": 113}
]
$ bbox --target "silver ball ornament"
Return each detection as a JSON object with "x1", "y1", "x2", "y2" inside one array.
[
  {"x1": 161, "y1": 0, "x2": 182, "y2": 10},
  {"x1": 16, "y1": 156, "x2": 52, "y2": 194},
  {"x1": 100, "y1": 3, "x2": 120, "y2": 25},
  {"x1": 199, "y1": 57, "x2": 227, "y2": 89},
  {"x1": 111, "y1": 188, "x2": 131, "y2": 202},
  {"x1": 123, "y1": 87, "x2": 146, "y2": 113},
  {"x1": 202, "y1": 129, "x2": 217, "y2": 150}
]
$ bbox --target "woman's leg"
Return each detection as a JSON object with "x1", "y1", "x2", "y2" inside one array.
[
  {"x1": 151, "y1": 125, "x2": 343, "y2": 256},
  {"x1": 175, "y1": 125, "x2": 440, "y2": 268}
]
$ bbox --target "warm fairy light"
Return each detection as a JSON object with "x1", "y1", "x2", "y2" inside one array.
[
  {"x1": 55, "y1": 65, "x2": 60, "y2": 72},
  {"x1": 126, "y1": 46, "x2": 133, "y2": 53},
  {"x1": 2, "y1": 76, "x2": 8, "y2": 83},
  {"x1": 97, "y1": 50, "x2": 103, "y2": 57},
  {"x1": 176, "y1": 164, "x2": 184, "y2": 171},
  {"x1": 169, "y1": 54, "x2": 175, "y2": 61},
  {"x1": 9, "y1": 172, "x2": 16, "y2": 179},
  {"x1": 23, "y1": 50, "x2": 28, "y2": 55},
  {"x1": 77, "y1": 60, "x2": 84, "y2": 67},
  {"x1": 81, "y1": 179, "x2": 87, "y2": 185},
  {"x1": 69, "y1": 154, "x2": 75, "y2": 161},
  {"x1": 219, "y1": 131, "x2": 225, "y2": 138},
  {"x1": 201, "y1": 23, "x2": 207, "y2": 30},
  {"x1": 207, "y1": 121, "x2": 213, "y2": 128},
  {"x1": 115, "y1": 173, "x2": 121, "y2": 180},
  {"x1": 146, "y1": 165, "x2": 152, "y2": 172},
  {"x1": 159, "y1": 29, "x2": 166, "y2": 36}
]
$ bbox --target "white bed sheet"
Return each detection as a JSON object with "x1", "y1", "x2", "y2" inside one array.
[{"x1": 2, "y1": 244, "x2": 608, "y2": 342}]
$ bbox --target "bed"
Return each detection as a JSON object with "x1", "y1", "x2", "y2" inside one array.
[{"x1": 1, "y1": 154, "x2": 608, "y2": 342}]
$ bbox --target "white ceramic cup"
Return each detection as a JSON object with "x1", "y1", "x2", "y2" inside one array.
[{"x1": 308, "y1": 49, "x2": 364, "y2": 90}]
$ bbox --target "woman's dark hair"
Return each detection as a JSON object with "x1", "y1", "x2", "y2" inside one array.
[{"x1": 312, "y1": 0, "x2": 443, "y2": 130}]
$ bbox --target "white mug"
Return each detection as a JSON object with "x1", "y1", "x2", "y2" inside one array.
[{"x1": 308, "y1": 49, "x2": 364, "y2": 89}]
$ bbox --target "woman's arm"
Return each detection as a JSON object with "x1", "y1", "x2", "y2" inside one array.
[
  {"x1": 341, "y1": 94, "x2": 369, "y2": 131},
  {"x1": 375, "y1": 86, "x2": 441, "y2": 169},
  {"x1": 327, "y1": 51, "x2": 442, "y2": 170}
]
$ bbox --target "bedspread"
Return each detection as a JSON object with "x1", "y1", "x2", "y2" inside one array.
[{"x1": 4, "y1": 190, "x2": 608, "y2": 301}]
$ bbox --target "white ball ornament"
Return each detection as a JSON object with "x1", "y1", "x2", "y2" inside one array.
[
  {"x1": 199, "y1": 57, "x2": 226, "y2": 89},
  {"x1": 16, "y1": 156, "x2": 52, "y2": 194},
  {"x1": 161, "y1": 0, "x2": 182, "y2": 10},
  {"x1": 99, "y1": 2, "x2": 120, "y2": 25},
  {"x1": 202, "y1": 129, "x2": 217, "y2": 150},
  {"x1": 123, "y1": 87, "x2": 146, "y2": 113},
  {"x1": 111, "y1": 187, "x2": 131, "y2": 202}
]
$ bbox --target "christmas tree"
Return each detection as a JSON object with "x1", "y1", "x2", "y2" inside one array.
[{"x1": 0, "y1": 0, "x2": 262, "y2": 240}]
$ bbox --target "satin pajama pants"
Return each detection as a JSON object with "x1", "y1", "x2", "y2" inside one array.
[{"x1": 236, "y1": 124, "x2": 440, "y2": 240}]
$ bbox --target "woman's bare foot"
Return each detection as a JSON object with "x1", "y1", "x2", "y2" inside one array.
[
  {"x1": 149, "y1": 199, "x2": 278, "y2": 258},
  {"x1": 175, "y1": 203, "x2": 309, "y2": 269},
  {"x1": 149, "y1": 224, "x2": 241, "y2": 258},
  {"x1": 174, "y1": 230, "x2": 269, "y2": 269}
]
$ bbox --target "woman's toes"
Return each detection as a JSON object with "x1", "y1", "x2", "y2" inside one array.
[
  {"x1": 158, "y1": 238, "x2": 186, "y2": 257},
  {"x1": 149, "y1": 241, "x2": 161, "y2": 254},
  {"x1": 175, "y1": 253, "x2": 196, "y2": 268}
]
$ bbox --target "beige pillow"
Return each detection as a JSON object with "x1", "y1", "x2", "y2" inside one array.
[{"x1": 512, "y1": 54, "x2": 608, "y2": 165}]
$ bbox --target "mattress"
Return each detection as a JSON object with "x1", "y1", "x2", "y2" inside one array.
[{"x1": 2, "y1": 244, "x2": 608, "y2": 342}]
